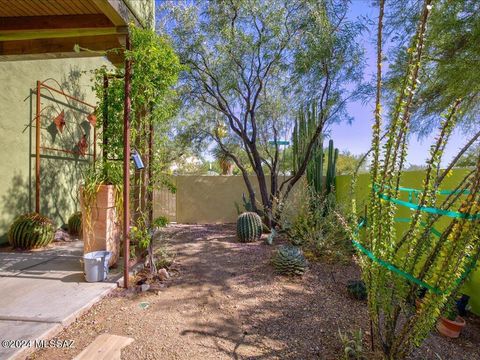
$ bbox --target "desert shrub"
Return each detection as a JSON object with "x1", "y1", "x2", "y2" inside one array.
[
  {"x1": 287, "y1": 184, "x2": 352, "y2": 262},
  {"x1": 338, "y1": 329, "x2": 366, "y2": 360},
  {"x1": 154, "y1": 246, "x2": 175, "y2": 269},
  {"x1": 152, "y1": 216, "x2": 169, "y2": 229}
]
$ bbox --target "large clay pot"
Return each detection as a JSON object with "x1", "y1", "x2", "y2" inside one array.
[
  {"x1": 436, "y1": 316, "x2": 466, "y2": 338},
  {"x1": 80, "y1": 185, "x2": 121, "y2": 267}
]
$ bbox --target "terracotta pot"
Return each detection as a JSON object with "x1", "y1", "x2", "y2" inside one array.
[
  {"x1": 436, "y1": 316, "x2": 466, "y2": 338},
  {"x1": 80, "y1": 185, "x2": 121, "y2": 267},
  {"x1": 415, "y1": 298, "x2": 422, "y2": 310}
]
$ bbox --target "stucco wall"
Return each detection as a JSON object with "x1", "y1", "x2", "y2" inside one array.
[
  {"x1": 124, "y1": 0, "x2": 155, "y2": 29},
  {"x1": 335, "y1": 170, "x2": 480, "y2": 315},
  {"x1": 173, "y1": 175, "x2": 301, "y2": 224},
  {"x1": 0, "y1": 57, "x2": 110, "y2": 243}
]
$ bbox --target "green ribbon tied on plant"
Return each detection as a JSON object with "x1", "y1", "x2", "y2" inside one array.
[
  {"x1": 372, "y1": 184, "x2": 480, "y2": 220},
  {"x1": 352, "y1": 183, "x2": 480, "y2": 295}
]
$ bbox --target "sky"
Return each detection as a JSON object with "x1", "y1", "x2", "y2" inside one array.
[{"x1": 330, "y1": 0, "x2": 464, "y2": 166}]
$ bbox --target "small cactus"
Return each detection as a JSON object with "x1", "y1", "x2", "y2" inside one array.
[
  {"x1": 236, "y1": 212, "x2": 263, "y2": 242},
  {"x1": 8, "y1": 213, "x2": 54, "y2": 249},
  {"x1": 347, "y1": 280, "x2": 367, "y2": 300},
  {"x1": 271, "y1": 245, "x2": 308, "y2": 276},
  {"x1": 67, "y1": 211, "x2": 82, "y2": 235}
]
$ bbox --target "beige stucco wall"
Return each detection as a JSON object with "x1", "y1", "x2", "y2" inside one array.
[
  {"x1": 0, "y1": 56, "x2": 110, "y2": 243},
  {"x1": 124, "y1": 0, "x2": 155, "y2": 29},
  {"x1": 174, "y1": 175, "x2": 302, "y2": 224}
]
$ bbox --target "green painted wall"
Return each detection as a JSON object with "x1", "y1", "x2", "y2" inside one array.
[
  {"x1": 335, "y1": 170, "x2": 480, "y2": 315},
  {"x1": 0, "y1": 57, "x2": 110, "y2": 243}
]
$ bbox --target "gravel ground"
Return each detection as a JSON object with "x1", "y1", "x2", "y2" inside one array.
[{"x1": 29, "y1": 224, "x2": 480, "y2": 359}]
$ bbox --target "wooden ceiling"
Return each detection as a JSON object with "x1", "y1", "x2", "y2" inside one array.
[
  {"x1": 0, "y1": 0, "x2": 141, "y2": 65},
  {"x1": 0, "y1": 0, "x2": 101, "y2": 17}
]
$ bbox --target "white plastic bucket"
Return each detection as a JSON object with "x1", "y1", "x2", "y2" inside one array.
[{"x1": 83, "y1": 251, "x2": 112, "y2": 282}]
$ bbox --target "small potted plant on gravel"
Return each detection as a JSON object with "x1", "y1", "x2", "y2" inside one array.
[{"x1": 436, "y1": 299, "x2": 466, "y2": 338}]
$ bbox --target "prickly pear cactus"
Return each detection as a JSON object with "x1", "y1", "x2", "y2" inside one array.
[
  {"x1": 271, "y1": 245, "x2": 307, "y2": 276},
  {"x1": 8, "y1": 213, "x2": 54, "y2": 249},
  {"x1": 236, "y1": 212, "x2": 263, "y2": 242},
  {"x1": 67, "y1": 211, "x2": 82, "y2": 235}
]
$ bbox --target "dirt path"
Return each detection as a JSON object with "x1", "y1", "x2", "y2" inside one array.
[{"x1": 30, "y1": 224, "x2": 479, "y2": 360}]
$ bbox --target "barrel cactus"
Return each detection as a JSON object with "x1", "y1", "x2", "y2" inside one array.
[
  {"x1": 347, "y1": 280, "x2": 367, "y2": 300},
  {"x1": 8, "y1": 213, "x2": 54, "y2": 249},
  {"x1": 67, "y1": 211, "x2": 82, "y2": 235},
  {"x1": 271, "y1": 245, "x2": 308, "y2": 276},
  {"x1": 236, "y1": 212, "x2": 263, "y2": 242}
]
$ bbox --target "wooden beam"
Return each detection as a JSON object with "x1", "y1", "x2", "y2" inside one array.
[
  {"x1": 90, "y1": 0, "x2": 129, "y2": 26},
  {"x1": 0, "y1": 28, "x2": 121, "y2": 41},
  {"x1": 0, "y1": 14, "x2": 113, "y2": 31},
  {"x1": 0, "y1": 34, "x2": 125, "y2": 56}
]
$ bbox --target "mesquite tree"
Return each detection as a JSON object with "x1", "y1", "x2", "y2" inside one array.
[
  {"x1": 350, "y1": 1, "x2": 480, "y2": 358},
  {"x1": 385, "y1": 0, "x2": 480, "y2": 137},
  {"x1": 160, "y1": 0, "x2": 363, "y2": 226}
]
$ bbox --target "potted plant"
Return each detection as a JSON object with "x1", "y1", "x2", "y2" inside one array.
[
  {"x1": 436, "y1": 299, "x2": 466, "y2": 338},
  {"x1": 80, "y1": 161, "x2": 123, "y2": 267}
]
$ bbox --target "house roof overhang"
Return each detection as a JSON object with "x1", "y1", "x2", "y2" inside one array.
[{"x1": 0, "y1": 0, "x2": 151, "y2": 65}]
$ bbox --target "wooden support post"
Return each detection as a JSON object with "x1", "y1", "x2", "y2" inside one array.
[
  {"x1": 35, "y1": 80, "x2": 41, "y2": 213},
  {"x1": 103, "y1": 74, "x2": 109, "y2": 160},
  {"x1": 123, "y1": 33, "x2": 132, "y2": 288},
  {"x1": 93, "y1": 127, "x2": 97, "y2": 164},
  {"x1": 148, "y1": 121, "x2": 154, "y2": 225}
]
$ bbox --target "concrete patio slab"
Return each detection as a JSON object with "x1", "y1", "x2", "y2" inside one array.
[{"x1": 0, "y1": 242, "x2": 120, "y2": 360}]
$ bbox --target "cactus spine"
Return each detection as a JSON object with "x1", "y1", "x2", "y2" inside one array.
[
  {"x1": 236, "y1": 212, "x2": 262, "y2": 242},
  {"x1": 8, "y1": 213, "x2": 54, "y2": 249},
  {"x1": 292, "y1": 103, "x2": 338, "y2": 195}
]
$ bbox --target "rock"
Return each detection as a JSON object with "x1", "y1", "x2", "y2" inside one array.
[
  {"x1": 141, "y1": 284, "x2": 150, "y2": 292},
  {"x1": 158, "y1": 268, "x2": 170, "y2": 281},
  {"x1": 54, "y1": 228, "x2": 71, "y2": 242}
]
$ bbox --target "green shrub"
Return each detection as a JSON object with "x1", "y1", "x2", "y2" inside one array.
[
  {"x1": 154, "y1": 246, "x2": 175, "y2": 269},
  {"x1": 9, "y1": 213, "x2": 54, "y2": 249},
  {"x1": 236, "y1": 212, "x2": 263, "y2": 242},
  {"x1": 338, "y1": 329, "x2": 366, "y2": 360},
  {"x1": 288, "y1": 186, "x2": 352, "y2": 262},
  {"x1": 271, "y1": 245, "x2": 308, "y2": 276},
  {"x1": 67, "y1": 211, "x2": 82, "y2": 235},
  {"x1": 152, "y1": 216, "x2": 169, "y2": 228}
]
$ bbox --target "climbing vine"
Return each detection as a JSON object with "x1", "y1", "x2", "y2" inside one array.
[{"x1": 90, "y1": 24, "x2": 182, "y2": 247}]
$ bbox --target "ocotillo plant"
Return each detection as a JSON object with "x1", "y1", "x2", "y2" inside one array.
[
  {"x1": 292, "y1": 103, "x2": 338, "y2": 196},
  {"x1": 349, "y1": 1, "x2": 480, "y2": 358}
]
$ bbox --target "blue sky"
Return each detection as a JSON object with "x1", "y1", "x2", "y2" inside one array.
[{"x1": 330, "y1": 0, "x2": 463, "y2": 166}]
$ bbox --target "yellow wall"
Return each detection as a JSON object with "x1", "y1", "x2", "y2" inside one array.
[
  {"x1": 0, "y1": 57, "x2": 110, "y2": 242},
  {"x1": 171, "y1": 175, "x2": 300, "y2": 224},
  {"x1": 335, "y1": 170, "x2": 480, "y2": 315}
]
